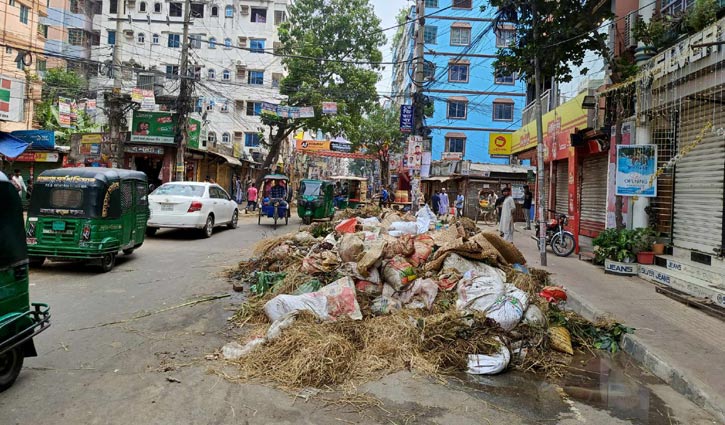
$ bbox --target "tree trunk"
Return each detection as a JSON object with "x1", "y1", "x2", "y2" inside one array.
[
  {"x1": 255, "y1": 125, "x2": 293, "y2": 189},
  {"x1": 380, "y1": 158, "x2": 390, "y2": 189}
]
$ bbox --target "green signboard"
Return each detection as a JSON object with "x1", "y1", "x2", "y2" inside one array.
[{"x1": 130, "y1": 111, "x2": 202, "y2": 146}]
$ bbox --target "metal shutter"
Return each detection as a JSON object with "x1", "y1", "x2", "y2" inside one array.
[
  {"x1": 555, "y1": 160, "x2": 568, "y2": 216},
  {"x1": 672, "y1": 104, "x2": 725, "y2": 255},
  {"x1": 579, "y1": 155, "x2": 608, "y2": 236}
]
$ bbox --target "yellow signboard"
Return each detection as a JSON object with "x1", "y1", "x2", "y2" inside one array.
[
  {"x1": 80, "y1": 134, "x2": 104, "y2": 144},
  {"x1": 295, "y1": 140, "x2": 331, "y2": 151},
  {"x1": 511, "y1": 92, "x2": 589, "y2": 154},
  {"x1": 488, "y1": 133, "x2": 512, "y2": 155}
]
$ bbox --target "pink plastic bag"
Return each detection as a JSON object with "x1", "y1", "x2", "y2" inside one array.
[{"x1": 335, "y1": 218, "x2": 358, "y2": 234}]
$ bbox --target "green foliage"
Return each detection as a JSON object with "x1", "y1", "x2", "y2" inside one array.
[
  {"x1": 548, "y1": 305, "x2": 634, "y2": 354},
  {"x1": 684, "y1": 0, "x2": 718, "y2": 33},
  {"x1": 391, "y1": 8, "x2": 410, "y2": 54},
  {"x1": 491, "y1": 0, "x2": 612, "y2": 83},
  {"x1": 309, "y1": 222, "x2": 333, "y2": 238},
  {"x1": 34, "y1": 101, "x2": 98, "y2": 146},
  {"x1": 592, "y1": 228, "x2": 639, "y2": 263},
  {"x1": 347, "y1": 105, "x2": 405, "y2": 185},
  {"x1": 632, "y1": 227, "x2": 656, "y2": 253},
  {"x1": 34, "y1": 68, "x2": 95, "y2": 145},
  {"x1": 632, "y1": 15, "x2": 679, "y2": 50},
  {"x1": 249, "y1": 271, "x2": 287, "y2": 296}
]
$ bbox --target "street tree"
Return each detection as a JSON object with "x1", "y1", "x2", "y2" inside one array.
[
  {"x1": 35, "y1": 68, "x2": 96, "y2": 145},
  {"x1": 348, "y1": 105, "x2": 404, "y2": 186},
  {"x1": 258, "y1": 0, "x2": 385, "y2": 184}
]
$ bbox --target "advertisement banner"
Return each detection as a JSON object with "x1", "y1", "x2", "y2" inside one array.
[
  {"x1": 131, "y1": 88, "x2": 156, "y2": 110},
  {"x1": 11, "y1": 130, "x2": 55, "y2": 149},
  {"x1": 13, "y1": 152, "x2": 60, "y2": 162},
  {"x1": 79, "y1": 133, "x2": 105, "y2": 144},
  {"x1": 187, "y1": 118, "x2": 201, "y2": 148},
  {"x1": 406, "y1": 137, "x2": 422, "y2": 170},
  {"x1": 322, "y1": 102, "x2": 337, "y2": 115},
  {"x1": 400, "y1": 105, "x2": 413, "y2": 133},
  {"x1": 130, "y1": 111, "x2": 177, "y2": 144},
  {"x1": 488, "y1": 133, "x2": 512, "y2": 156},
  {"x1": 296, "y1": 140, "x2": 331, "y2": 151},
  {"x1": 58, "y1": 97, "x2": 72, "y2": 128},
  {"x1": 616, "y1": 144, "x2": 657, "y2": 197},
  {"x1": 330, "y1": 141, "x2": 351, "y2": 152},
  {"x1": 511, "y1": 92, "x2": 589, "y2": 154},
  {"x1": 0, "y1": 75, "x2": 25, "y2": 122},
  {"x1": 441, "y1": 152, "x2": 463, "y2": 160}
]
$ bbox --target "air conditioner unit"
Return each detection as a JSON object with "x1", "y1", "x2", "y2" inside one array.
[
  {"x1": 240, "y1": 5, "x2": 249, "y2": 15},
  {"x1": 123, "y1": 29, "x2": 134, "y2": 37},
  {"x1": 624, "y1": 12, "x2": 638, "y2": 49}
]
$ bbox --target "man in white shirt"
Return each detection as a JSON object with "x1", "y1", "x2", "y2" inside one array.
[
  {"x1": 498, "y1": 187, "x2": 516, "y2": 242},
  {"x1": 10, "y1": 169, "x2": 27, "y2": 198}
]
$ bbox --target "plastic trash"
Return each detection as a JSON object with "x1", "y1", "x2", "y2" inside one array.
[
  {"x1": 466, "y1": 338, "x2": 511, "y2": 375},
  {"x1": 416, "y1": 204, "x2": 437, "y2": 234},
  {"x1": 264, "y1": 277, "x2": 362, "y2": 322},
  {"x1": 266, "y1": 313, "x2": 297, "y2": 340},
  {"x1": 456, "y1": 270, "x2": 506, "y2": 312},
  {"x1": 339, "y1": 233, "x2": 364, "y2": 262},
  {"x1": 389, "y1": 221, "x2": 418, "y2": 235},
  {"x1": 358, "y1": 217, "x2": 381, "y2": 226},
  {"x1": 523, "y1": 304, "x2": 546, "y2": 326},
  {"x1": 539, "y1": 286, "x2": 567, "y2": 303},
  {"x1": 371, "y1": 296, "x2": 402, "y2": 315},
  {"x1": 548, "y1": 326, "x2": 574, "y2": 355},
  {"x1": 512, "y1": 263, "x2": 529, "y2": 274},
  {"x1": 381, "y1": 256, "x2": 417, "y2": 291},
  {"x1": 395, "y1": 278, "x2": 439, "y2": 310},
  {"x1": 408, "y1": 234, "x2": 434, "y2": 267},
  {"x1": 335, "y1": 217, "x2": 358, "y2": 233},
  {"x1": 485, "y1": 287, "x2": 530, "y2": 331},
  {"x1": 222, "y1": 339, "x2": 265, "y2": 360}
]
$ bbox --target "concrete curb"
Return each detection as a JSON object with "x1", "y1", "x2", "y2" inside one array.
[{"x1": 564, "y1": 287, "x2": 725, "y2": 423}]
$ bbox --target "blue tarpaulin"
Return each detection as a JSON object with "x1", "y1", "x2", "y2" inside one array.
[{"x1": 0, "y1": 132, "x2": 30, "y2": 158}]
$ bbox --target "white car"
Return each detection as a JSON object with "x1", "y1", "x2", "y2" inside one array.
[{"x1": 147, "y1": 182, "x2": 238, "y2": 238}]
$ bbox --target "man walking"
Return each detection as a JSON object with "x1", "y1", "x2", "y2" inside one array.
[
  {"x1": 455, "y1": 192, "x2": 464, "y2": 218},
  {"x1": 438, "y1": 188, "x2": 449, "y2": 217},
  {"x1": 431, "y1": 190, "x2": 440, "y2": 216},
  {"x1": 499, "y1": 187, "x2": 516, "y2": 242},
  {"x1": 246, "y1": 182, "x2": 258, "y2": 212},
  {"x1": 10, "y1": 169, "x2": 27, "y2": 199},
  {"x1": 522, "y1": 185, "x2": 533, "y2": 230}
]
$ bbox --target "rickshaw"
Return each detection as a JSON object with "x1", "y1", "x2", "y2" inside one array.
[
  {"x1": 329, "y1": 176, "x2": 368, "y2": 209},
  {"x1": 26, "y1": 168, "x2": 149, "y2": 272},
  {"x1": 258, "y1": 174, "x2": 291, "y2": 229},
  {"x1": 297, "y1": 179, "x2": 335, "y2": 225},
  {"x1": 475, "y1": 193, "x2": 497, "y2": 224},
  {"x1": 0, "y1": 171, "x2": 51, "y2": 392}
]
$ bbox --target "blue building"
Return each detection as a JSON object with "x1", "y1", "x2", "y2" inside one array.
[{"x1": 391, "y1": 0, "x2": 526, "y2": 164}]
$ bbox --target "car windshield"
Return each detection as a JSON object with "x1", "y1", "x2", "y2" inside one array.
[
  {"x1": 300, "y1": 182, "x2": 321, "y2": 197},
  {"x1": 153, "y1": 184, "x2": 205, "y2": 197}
]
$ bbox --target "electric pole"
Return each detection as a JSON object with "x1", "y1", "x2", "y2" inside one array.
[
  {"x1": 532, "y1": 3, "x2": 547, "y2": 266},
  {"x1": 411, "y1": 0, "x2": 426, "y2": 213},
  {"x1": 109, "y1": 0, "x2": 126, "y2": 168},
  {"x1": 174, "y1": 0, "x2": 193, "y2": 181}
]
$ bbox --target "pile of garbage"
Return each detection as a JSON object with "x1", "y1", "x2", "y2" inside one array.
[{"x1": 225, "y1": 207, "x2": 629, "y2": 389}]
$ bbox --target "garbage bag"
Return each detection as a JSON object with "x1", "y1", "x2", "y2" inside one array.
[
  {"x1": 339, "y1": 233, "x2": 364, "y2": 262},
  {"x1": 359, "y1": 217, "x2": 381, "y2": 226},
  {"x1": 222, "y1": 339, "x2": 265, "y2": 360},
  {"x1": 383, "y1": 234, "x2": 415, "y2": 259},
  {"x1": 484, "y1": 287, "x2": 529, "y2": 331},
  {"x1": 395, "y1": 278, "x2": 438, "y2": 310},
  {"x1": 340, "y1": 262, "x2": 381, "y2": 284},
  {"x1": 357, "y1": 239, "x2": 385, "y2": 276},
  {"x1": 437, "y1": 268, "x2": 462, "y2": 291},
  {"x1": 355, "y1": 280, "x2": 382, "y2": 295},
  {"x1": 294, "y1": 231, "x2": 317, "y2": 244},
  {"x1": 416, "y1": 205, "x2": 436, "y2": 234},
  {"x1": 523, "y1": 305, "x2": 546, "y2": 326},
  {"x1": 266, "y1": 313, "x2": 297, "y2": 339},
  {"x1": 292, "y1": 279, "x2": 322, "y2": 295},
  {"x1": 443, "y1": 254, "x2": 507, "y2": 282},
  {"x1": 539, "y1": 286, "x2": 567, "y2": 303},
  {"x1": 371, "y1": 296, "x2": 402, "y2": 315},
  {"x1": 408, "y1": 234, "x2": 434, "y2": 267},
  {"x1": 264, "y1": 277, "x2": 362, "y2": 322},
  {"x1": 455, "y1": 270, "x2": 506, "y2": 312},
  {"x1": 335, "y1": 218, "x2": 358, "y2": 234},
  {"x1": 466, "y1": 338, "x2": 511, "y2": 375},
  {"x1": 301, "y1": 250, "x2": 340, "y2": 274},
  {"x1": 548, "y1": 326, "x2": 574, "y2": 355},
  {"x1": 381, "y1": 256, "x2": 417, "y2": 291},
  {"x1": 512, "y1": 263, "x2": 529, "y2": 274},
  {"x1": 389, "y1": 221, "x2": 418, "y2": 235}
]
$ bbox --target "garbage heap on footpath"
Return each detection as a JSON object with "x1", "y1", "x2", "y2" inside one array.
[{"x1": 225, "y1": 206, "x2": 630, "y2": 389}]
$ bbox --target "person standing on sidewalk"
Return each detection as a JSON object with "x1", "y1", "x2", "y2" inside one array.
[
  {"x1": 455, "y1": 193, "x2": 464, "y2": 218},
  {"x1": 10, "y1": 169, "x2": 27, "y2": 199},
  {"x1": 246, "y1": 182, "x2": 258, "y2": 212},
  {"x1": 438, "y1": 188, "x2": 449, "y2": 217},
  {"x1": 431, "y1": 190, "x2": 440, "y2": 215},
  {"x1": 499, "y1": 187, "x2": 516, "y2": 242},
  {"x1": 522, "y1": 185, "x2": 533, "y2": 230}
]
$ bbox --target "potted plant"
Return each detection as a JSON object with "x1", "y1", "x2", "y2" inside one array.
[
  {"x1": 593, "y1": 228, "x2": 639, "y2": 275},
  {"x1": 633, "y1": 227, "x2": 656, "y2": 265}
]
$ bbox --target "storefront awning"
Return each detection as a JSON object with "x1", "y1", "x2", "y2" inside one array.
[
  {"x1": 422, "y1": 176, "x2": 454, "y2": 182},
  {"x1": 209, "y1": 151, "x2": 242, "y2": 167},
  {"x1": 0, "y1": 132, "x2": 30, "y2": 158}
]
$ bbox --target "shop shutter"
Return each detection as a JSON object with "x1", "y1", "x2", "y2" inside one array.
[
  {"x1": 579, "y1": 154, "x2": 608, "y2": 236},
  {"x1": 555, "y1": 160, "x2": 568, "y2": 216},
  {"x1": 672, "y1": 105, "x2": 725, "y2": 255}
]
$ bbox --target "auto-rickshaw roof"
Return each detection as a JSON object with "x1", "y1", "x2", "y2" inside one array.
[
  {"x1": 329, "y1": 175, "x2": 367, "y2": 181},
  {"x1": 37, "y1": 167, "x2": 148, "y2": 185},
  {"x1": 263, "y1": 174, "x2": 289, "y2": 181}
]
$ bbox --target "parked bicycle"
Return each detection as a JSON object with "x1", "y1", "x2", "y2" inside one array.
[{"x1": 531, "y1": 209, "x2": 576, "y2": 257}]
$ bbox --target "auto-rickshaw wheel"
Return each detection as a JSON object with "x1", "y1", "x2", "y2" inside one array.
[
  {"x1": 146, "y1": 227, "x2": 158, "y2": 237},
  {"x1": 0, "y1": 347, "x2": 23, "y2": 392},
  {"x1": 100, "y1": 253, "x2": 116, "y2": 273},
  {"x1": 122, "y1": 248, "x2": 135, "y2": 255},
  {"x1": 303, "y1": 216, "x2": 312, "y2": 225},
  {"x1": 273, "y1": 208, "x2": 278, "y2": 230},
  {"x1": 28, "y1": 256, "x2": 45, "y2": 268}
]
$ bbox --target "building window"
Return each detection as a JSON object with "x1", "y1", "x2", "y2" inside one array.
[
  {"x1": 250, "y1": 38, "x2": 265, "y2": 53},
  {"x1": 496, "y1": 29, "x2": 516, "y2": 47},
  {"x1": 17, "y1": 59, "x2": 25, "y2": 70},
  {"x1": 5, "y1": 47, "x2": 12, "y2": 54},
  {"x1": 272, "y1": 72, "x2": 282, "y2": 88},
  {"x1": 245, "y1": 132, "x2": 260, "y2": 147},
  {"x1": 208, "y1": 132, "x2": 217, "y2": 145},
  {"x1": 424, "y1": 0, "x2": 437, "y2": 7},
  {"x1": 190, "y1": 3, "x2": 204, "y2": 18},
  {"x1": 169, "y1": 2, "x2": 182, "y2": 17},
  {"x1": 222, "y1": 69, "x2": 230, "y2": 80},
  {"x1": 68, "y1": 28, "x2": 84, "y2": 46},
  {"x1": 38, "y1": 24, "x2": 49, "y2": 38},
  {"x1": 224, "y1": 38, "x2": 232, "y2": 48},
  {"x1": 423, "y1": 26, "x2": 437, "y2": 44},
  {"x1": 108, "y1": 30, "x2": 116, "y2": 45},
  {"x1": 189, "y1": 34, "x2": 201, "y2": 48},
  {"x1": 248, "y1": 70, "x2": 264, "y2": 85},
  {"x1": 274, "y1": 10, "x2": 286, "y2": 25},
  {"x1": 139, "y1": 1, "x2": 146, "y2": 12},
  {"x1": 109, "y1": 0, "x2": 118, "y2": 14},
  {"x1": 168, "y1": 33, "x2": 180, "y2": 48},
  {"x1": 153, "y1": 2, "x2": 161, "y2": 13},
  {"x1": 449, "y1": 64, "x2": 469, "y2": 83},
  {"x1": 36, "y1": 59, "x2": 46, "y2": 72},
  {"x1": 447, "y1": 100, "x2": 467, "y2": 119},
  {"x1": 9, "y1": 0, "x2": 15, "y2": 6},
  {"x1": 494, "y1": 71, "x2": 516, "y2": 85},
  {"x1": 137, "y1": 33, "x2": 145, "y2": 44},
  {"x1": 152, "y1": 33, "x2": 159, "y2": 44},
  {"x1": 211, "y1": 5, "x2": 218, "y2": 16},
  {"x1": 453, "y1": 0, "x2": 472, "y2": 8},
  {"x1": 222, "y1": 132, "x2": 230, "y2": 143},
  {"x1": 251, "y1": 8, "x2": 266, "y2": 22},
  {"x1": 246, "y1": 101, "x2": 261, "y2": 116},
  {"x1": 220, "y1": 102, "x2": 229, "y2": 113},
  {"x1": 450, "y1": 27, "x2": 470, "y2": 46},
  {"x1": 493, "y1": 101, "x2": 514, "y2": 121},
  {"x1": 207, "y1": 68, "x2": 215, "y2": 79},
  {"x1": 208, "y1": 37, "x2": 216, "y2": 48},
  {"x1": 235, "y1": 100, "x2": 244, "y2": 111},
  {"x1": 70, "y1": 0, "x2": 80, "y2": 13},
  {"x1": 19, "y1": 4, "x2": 29, "y2": 24},
  {"x1": 445, "y1": 137, "x2": 465, "y2": 153},
  {"x1": 225, "y1": 5, "x2": 233, "y2": 17},
  {"x1": 165, "y1": 65, "x2": 179, "y2": 77}
]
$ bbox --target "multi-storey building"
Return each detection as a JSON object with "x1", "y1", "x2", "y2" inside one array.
[
  {"x1": 43, "y1": 0, "x2": 97, "y2": 72},
  {"x1": 0, "y1": 0, "x2": 46, "y2": 131},
  {"x1": 390, "y1": 0, "x2": 526, "y2": 164}
]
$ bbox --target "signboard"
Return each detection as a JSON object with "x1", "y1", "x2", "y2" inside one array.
[
  {"x1": 616, "y1": 144, "x2": 657, "y2": 197},
  {"x1": 79, "y1": 133, "x2": 104, "y2": 144},
  {"x1": 460, "y1": 160, "x2": 471, "y2": 176},
  {"x1": 187, "y1": 118, "x2": 201, "y2": 149},
  {"x1": 322, "y1": 102, "x2": 337, "y2": 115},
  {"x1": 131, "y1": 88, "x2": 156, "y2": 110},
  {"x1": 13, "y1": 152, "x2": 60, "y2": 162},
  {"x1": 330, "y1": 141, "x2": 351, "y2": 152},
  {"x1": 400, "y1": 105, "x2": 413, "y2": 133},
  {"x1": 511, "y1": 92, "x2": 589, "y2": 154},
  {"x1": 296, "y1": 140, "x2": 331, "y2": 151},
  {"x1": 125, "y1": 145, "x2": 165, "y2": 155},
  {"x1": 488, "y1": 133, "x2": 512, "y2": 156},
  {"x1": 441, "y1": 152, "x2": 463, "y2": 160},
  {"x1": 0, "y1": 75, "x2": 25, "y2": 122},
  {"x1": 58, "y1": 97, "x2": 72, "y2": 128},
  {"x1": 511, "y1": 184, "x2": 525, "y2": 200},
  {"x1": 11, "y1": 130, "x2": 55, "y2": 149},
  {"x1": 406, "y1": 137, "x2": 422, "y2": 170}
]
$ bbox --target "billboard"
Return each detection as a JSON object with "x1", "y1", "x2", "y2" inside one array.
[
  {"x1": 488, "y1": 133, "x2": 512, "y2": 156},
  {"x1": 130, "y1": 111, "x2": 201, "y2": 146},
  {"x1": 0, "y1": 75, "x2": 25, "y2": 122},
  {"x1": 616, "y1": 144, "x2": 658, "y2": 197},
  {"x1": 296, "y1": 140, "x2": 331, "y2": 151}
]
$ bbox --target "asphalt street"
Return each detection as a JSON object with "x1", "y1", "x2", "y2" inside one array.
[{"x1": 0, "y1": 215, "x2": 716, "y2": 425}]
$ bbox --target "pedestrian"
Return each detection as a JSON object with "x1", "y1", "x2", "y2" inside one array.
[
  {"x1": 10, "y1": 169, "x2": 26, "y2": 199},
  {"x1": 379, "y1": 187, "x2": 389, "y2": 208},
  {"x1": 495, "y1": 190, "x2": 505, "y2": 223},
  {"x1": 431, "y1": 190, "x2": 440, "y2": 215},
  {"x1": 455, "y1": 192, "x2": 464, "y2": 218},
  {"x1": 234, "y1": 176, "x2": 243, "y2": 204},
  {"x1": 522, "y1": 185, "x2": 533, "y2": 230},
  {"x1": 246, "y1": 182, "x2": 258, "y2": 212},
  {"x1": 438, "y1": 188, "x2": 449, "y2": 217},
  {"x1": 499, "y1": 187, "x2": 516, "y2": 242}
]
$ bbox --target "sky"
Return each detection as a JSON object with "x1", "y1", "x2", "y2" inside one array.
[{"x1": 371, "y1": 0, "x2": 411, "y2": 96}]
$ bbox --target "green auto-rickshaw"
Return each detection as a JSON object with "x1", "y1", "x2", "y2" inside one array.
[
  {"x1": 0, "y1": 171, "x2": 50, "y2": 392},
  {"x1": 26, "y1": 168, "x2": 149, "y2": 272},
  {"x1": 330, "y1": 176, "x2": 368, "y2": 209},
  {"x1": 297, "y1": 179, "x2": 335, "y2": 225}
]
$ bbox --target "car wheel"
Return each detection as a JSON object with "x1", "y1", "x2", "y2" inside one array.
[
  {"x1": 202, "y1": 215, "x2": 214, "y2": 238},
  {"x1": 0, "y1": 347, "x2": 24, "y2": 392},
  {"x1": 28, "y1": 256, "x2": 45, "y2": 268},
  {"x1": 100, "y1": 253, "x2": 116, "y2": 273},
  {"x1": 146, "y1": 227, "x2": 157, "y2": 237},
  {"x1": 228, "y1": 210, "x2": 238, "y2": 229}
]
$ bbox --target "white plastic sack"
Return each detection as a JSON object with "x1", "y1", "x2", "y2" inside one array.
[
  {"x1": 341, "y1": 262, "x2": 381, "y2": 284},
  {"x1": 523, "y1": 304, "x2": 546, "y2": 326},
  {"x1": 266, "y1": 313, "x2": 297, "y2": 340},
  {"x1": 456, "y1": 270, "x2": 506, "y2": 312},
  {"x1": 294, "y1": 231, "x2": 317, "y2": 244},
  {"x1": 389, "y1": 221, "x2": 418, "y2": 235},
  {"x1": 466, "y1": 338, "x2": 511, "y2": 375},
  {"x1": 395, "y1": 278, "x2": 439, "y2": 310},
  {"x1": 445, "y1": 254, "x2": 507, "y2": 282},
  {"x1": 323, "y1": 233, "x2": 338, "y2": 247},
  {"x1": 263, "y1": 293, "x2": 327, "y2": 322},
  {"x1": 415, "y1": 205, "x2": 437, "y2": 234},
  {"x1": 485, "y1": 286, "x2": 530, "y2": 331},
  {"x1": 222, "y1": 339, "x2": 265, "y2": 360},
  {"x1": 359, "y1": 217, "x2": 381, "y2": 226},
  {"x1": 388, "y1": 230, "x2": 404, "y2": 238},
  {"x1": 264, "y1": 277, "x2": 362, "y2": 322}
]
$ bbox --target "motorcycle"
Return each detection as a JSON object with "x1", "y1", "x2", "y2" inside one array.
[{"x1": 531, "y1": 210, "x2": 576, "y2": 257}]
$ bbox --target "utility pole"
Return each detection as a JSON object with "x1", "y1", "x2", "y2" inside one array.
[
  {"x1": 532, "y1": 3, "x2": 547, "y2": 266},
  {"x1": 174, "y1": 0, "x2": 193, "y2": 181},
  {"x1": 410, "y1": 0, "x2": 426, "y2": 213},
  {"x1": 108, "y1": 0, "x2": 126, "y2": 168}
]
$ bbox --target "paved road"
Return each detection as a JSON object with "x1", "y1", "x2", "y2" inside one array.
[{"x1": 0, "y1": 216, "x2": 716, "y2": 424}]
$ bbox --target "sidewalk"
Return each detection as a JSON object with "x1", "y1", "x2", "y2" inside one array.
[{"x1": 504, "y1": 224, "x2": 725, "y2": 423}]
